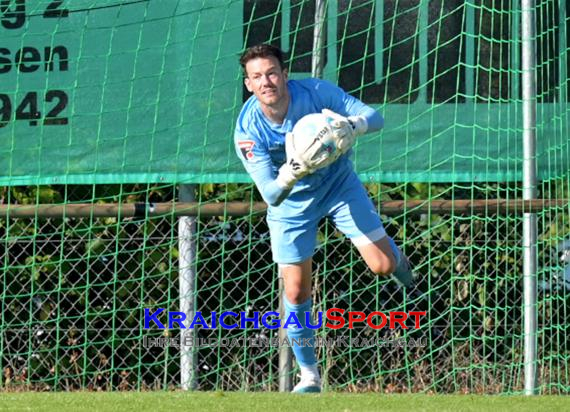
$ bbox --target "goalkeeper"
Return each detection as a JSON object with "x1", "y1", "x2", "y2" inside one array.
[{"x1": 234, "y1": 44, "x2": 413, "y2": 393}]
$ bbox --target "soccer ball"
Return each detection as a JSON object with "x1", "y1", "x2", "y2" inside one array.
[{"x1": 291, "y1": 112, "x2": 339, "y2": 169}]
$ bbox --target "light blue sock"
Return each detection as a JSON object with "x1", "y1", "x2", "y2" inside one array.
[
  {"x1": 283, "y1": 296, "x2": 317, "y2": 367},
  {"x1": 387, "y1": 236, "x2": 402, "y2": 264},
  {"x1": 387, "y1": 236, "x2": 413, "y2": 287}
]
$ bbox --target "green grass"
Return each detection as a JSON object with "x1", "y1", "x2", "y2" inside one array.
[{"x1": 1, "y1": 392, "x2": 569, "y2": 412}]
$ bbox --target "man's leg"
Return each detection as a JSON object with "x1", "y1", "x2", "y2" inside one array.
[
  {"x1": 327, "y1": 172, "x2": 413, "y2": 286},
  {"x1": 280, "y1": 259, "x2": 321, "y2": 393},
  {"x1": 354, "y1": 235, "x2": 413, "y2": 287},
  {"x1": 267, "y1": 215, "x2": 321, "y2": 393}
]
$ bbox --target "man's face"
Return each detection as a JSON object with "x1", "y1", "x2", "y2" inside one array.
[{"x1": 244, "y1": 56, "x2": 288, "y2": 107}]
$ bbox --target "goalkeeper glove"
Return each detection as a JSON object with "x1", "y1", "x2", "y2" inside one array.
[
  {"x1": 321, "y1": 109, "x2": 368, "y2": 153},
  {"x1": 275, "y1": 132, "x2": 313, "y2": 189}
]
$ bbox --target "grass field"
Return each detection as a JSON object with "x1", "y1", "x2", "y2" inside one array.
[{"x1": 1, "y1": 392, "x2": 569, "y2": 412}]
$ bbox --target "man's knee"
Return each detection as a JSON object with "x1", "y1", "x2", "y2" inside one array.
[
  {"x1": 280, "y1": 261, "x2": 312, "y2": 304},
  {"x1": 285, "y1": 287, "x2": 311, "y2": 304},
  {"x1": 367, "y1": 252, "x2": 397, "y2": 277}
]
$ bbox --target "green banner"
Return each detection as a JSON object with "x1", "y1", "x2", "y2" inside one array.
[{"x1": 0, "y1": 1, "x2": 568, "y2": 185}]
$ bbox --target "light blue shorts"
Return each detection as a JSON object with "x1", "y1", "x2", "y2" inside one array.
[{"x1": 267, "y1": 168, "x2": 386, "y2": 264}]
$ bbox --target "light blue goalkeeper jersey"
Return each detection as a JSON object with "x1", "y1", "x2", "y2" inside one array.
[{"x1": 234, "y1": 78, "x2": 383, "y2": 218}]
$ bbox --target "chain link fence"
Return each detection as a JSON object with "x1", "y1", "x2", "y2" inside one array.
[{"x1": 2, "y1": 188, "x2": 569, "y2": 393}]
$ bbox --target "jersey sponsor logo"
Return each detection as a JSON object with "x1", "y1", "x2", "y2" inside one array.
[{"x1": 238, "y1": 140, "x2": 256, "y2": 161}]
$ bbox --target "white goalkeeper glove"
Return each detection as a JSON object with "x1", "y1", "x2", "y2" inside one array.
[
  {"x1": 321, "y1": 108, "x2": 368, "y2": 153},
  {"x1": 275, "y1": 132, "x2": 313, "y2": 189}
]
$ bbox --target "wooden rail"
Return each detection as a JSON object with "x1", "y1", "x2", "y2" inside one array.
[{"x1": 0, "y1": 199, "x2": 567, "y2": 218}]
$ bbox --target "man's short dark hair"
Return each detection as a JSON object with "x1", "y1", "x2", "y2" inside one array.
[{"x1": 240, "y1": 44, "x2": 286, "y2": 75}]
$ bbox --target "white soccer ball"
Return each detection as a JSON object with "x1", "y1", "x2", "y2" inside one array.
[{"x1": 291, "y1": 112, "x2": 339, "y2": 169}]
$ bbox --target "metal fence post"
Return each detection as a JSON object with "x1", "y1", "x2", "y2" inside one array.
[
  {"x1": 278, "y1": 276, "x2": 293, "y2": 392},
  {"x1": 311, "y1": 0, "x2": 326, "y2": 79},
  {"x1": 521, "y1": 0, "x2": 538, "y2": 395},
  {"x1": 179, "y1": 184, "x2": 197, "y2": 390}
]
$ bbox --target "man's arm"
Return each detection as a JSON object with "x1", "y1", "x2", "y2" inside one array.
[
  {"x1": 248, "y1": 164, "x2": 292, "y2": 206},
  {"x1": 314, "y1": 78, "x2": 384, "y2": 132},
  {"x1": 354, "y1": 105, "x2": 384, "y2": 132},
  {"x1": 235, "y1": 133, "x2": 311, "y2": 207},
  {"x1": 316, "y1": 80, "x2": 384, "y2": 153}
]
